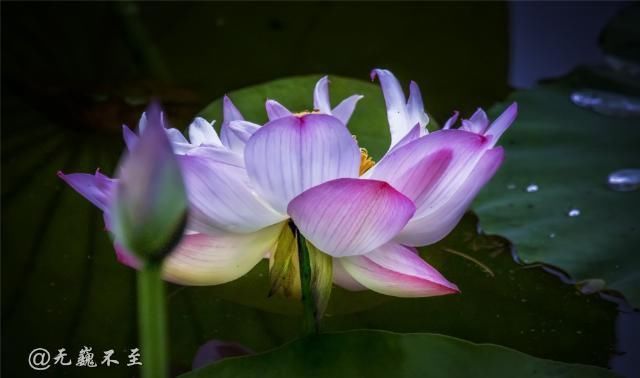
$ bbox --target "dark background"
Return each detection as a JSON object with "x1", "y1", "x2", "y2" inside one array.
[{"x1": 2, "y1": 2, "x2": 636, "y2": 377}]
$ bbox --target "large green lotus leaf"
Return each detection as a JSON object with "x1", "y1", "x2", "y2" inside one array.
[
  {"x1": 474, "y1": 83, "x2": 640, "y2": 306},
  {"x1": 181, "y1": 330, "x2": 616, "y2": 378}
]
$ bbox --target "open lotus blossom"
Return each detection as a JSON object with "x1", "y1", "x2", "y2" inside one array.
[{"x1": 58, "y1": 68, "x2": 517, "y2": 299}]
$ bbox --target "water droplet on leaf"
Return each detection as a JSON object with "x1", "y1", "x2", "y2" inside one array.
[
  {"x1": 570, "y1": 89, "x2": 640, "y2": 117},
  {"x1": 607, "y1": 169, "x2": 640, "y2": 192},
  {"x1": 568, "y1": 208, "x2": 581, "y2": 217},
  {"x1": 525, "y1": 184, "x2": 539, "y2": 193}
]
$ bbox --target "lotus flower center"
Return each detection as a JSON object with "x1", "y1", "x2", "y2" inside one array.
[{"x1": 359, "y1": 148, "x2": 375, "y2": 175}]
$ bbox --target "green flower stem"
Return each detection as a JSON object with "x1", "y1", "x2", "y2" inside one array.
[
  {"x1": 295, "y1": 230, "x2": 319, "y2": 335},
  {"x1": 137, "y1": 261, "x2": 168, "y2": 378}
]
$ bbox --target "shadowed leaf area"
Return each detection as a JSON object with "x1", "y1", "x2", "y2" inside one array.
[{"x1": 181, "y1": 330, "x2": 616, "y2": 378}]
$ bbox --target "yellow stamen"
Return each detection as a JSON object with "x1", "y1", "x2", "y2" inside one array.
[
  {"x1": 294, "y1": 109, "x2": 321, "y2": 117},
  {"x1": 359, "y1": 148, "x2": 375, "y2": 175}
]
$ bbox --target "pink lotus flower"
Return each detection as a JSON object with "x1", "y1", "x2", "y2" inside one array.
[{"x1": 59, "y1": 69, "x2": 517, "y2": 299}]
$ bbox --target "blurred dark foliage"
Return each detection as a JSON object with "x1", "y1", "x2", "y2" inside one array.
[{"x1": 1, "y1": 1, "x2": 509, "y2": 131}]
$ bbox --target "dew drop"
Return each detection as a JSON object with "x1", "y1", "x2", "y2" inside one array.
[
  {"x1": 507, "y1": 183, "x2": 516, "y2": 190},
  {"x1": 568, "y1": 208, "x2": 581, "y2": 217},
  {"x1": 570, "y1": 89, "x2": 640, "y2": 117},
  {"x1": 525, "y1": 184, "x2": 538, "y2": 193},
  {"x1": 549, "y1": 233, "x2": 556, "y2": 239},
  {"x1": 607, "y1": 169, "x2": 640, "y2": 192}
]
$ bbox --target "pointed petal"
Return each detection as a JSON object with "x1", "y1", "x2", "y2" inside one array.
[
  {"x1": 485, "y1": 102, "x2": 518, "y2": 145},
  {"x1": 442, "y1": 111, "x2": 459, "y2": 130},
  {"x1": 338, "y1": 242, "x2": 459, "y2": 297},
  {"x1": 288, "y1": 178, "x2": 415, "y2": 257},
  {"x1": 331, "y1": 94, "x2": 363, "y2": 126},
  {"x1": 313, "y1": 76, "x2": 331, "y2": 114},
  {"x1": 222, "y1": 120, "x2": 260, "y2": 154},
  {"x1": 461, "y1": 108, "x2": 490, "y2": 134},
  {"x1": 221, "y1": 96, "x2": 246, "y2": 151},
  {"x1": 371, "y1": 68, "x2": 411, "y2": 147},
  {"x1": 58, "y1": 170, "x2": 115, "y2": 212},
  {"x1": 265, "y1": 99, "x2": 293, "y2": 121},
  {"x1": 245, "y1": 114, "x2": 360, "y2": 213},
  {"x1": 333, "y1": 259, "x2": 367, "y2": 291},
  {"x1": 386, "y1": 124, "x2": 420, "y2": 155},
  {"x1": 396, "y1": 147, "x2": 504, "y2": 246},
  {"x1": 117, "y1": 223, "x2": 284, "y2": 285},
  {"x1": 407, "y1": 81, "x2": 429, "y2": 131},
  {"x1": 223, "y1": 95, "x2": 244, "y2": 122},
  {"x1": 370, "y1": 129, "x2": 489, "y2": 213},
  {"x1": 189, "y1": 117, "x2": 222, "y2": 147},
  {"x1": 138, "y1": 112, "x2": 148, "y2": 134},
  {"x1": 122, "y1": 125, "x2": 138, "y2": 150},
  {"x1": 370, "y1": 149, "x2": 453, "y2": 210},
  {"x1": 179, "y1": 154, "x2": 286, "y2": 234},
  {"x1": 165, "y1": 128, "x2": 188, "y2": 144},
  {"x1": 469, "y1": 108, "x2": 489, "y2": 129},
  {"x1": 165, "y1": 128, "x2": 193, "y2": 154}
]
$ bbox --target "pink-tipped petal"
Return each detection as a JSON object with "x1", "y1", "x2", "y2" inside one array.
[
  {"x1": 443, "y1": 111, "x2": 459, "y2": 130},
  {"x1": 58, "y1": 170, "x2": 115, "y2": 212},
  {"x1": 116, "y1": 223, "x2": 284, "y2": 285},
  {"x1": 245, "y1": 114, "x2": 360, "y2": 213},
  {"x1": 333, "y1": 259, "x2": 367, "y2": 291},
  {"x1": 179, "y1": 154, "x2": 286, "y2": 234},
  {"x1": 313, "y1": 76, "x2": 331, "y2": 114},
  {"x1": 189, "y1": 117, "x2": 222, "y2": 147},
  {"x1": 407, "y1": 81, "x2": 429, "y2": 132},
  {"x1": 265, "y1": 99, "x2": 293, "y2": 121},
  {"x1": 396, "y1": 147, "x2": 505, "y2": 246},
  {"x1": 287, "y1": 178, "x2": 415, "y2": 257},
  {"x1": 331, "y1": 94, "x2": 363, "y2": 126},
  {"x1": 370, "y1": 149, "x2": 453, "y2": 209},
  {"x1": 338, "y1": 242, "x2": 459, "y2": 297},
  {"x1": 371, "y1": 129, "x2": 489, "y2": 214},
  {"x1": 485, "y1": 102, "x2": 518, "y2": 145}
]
